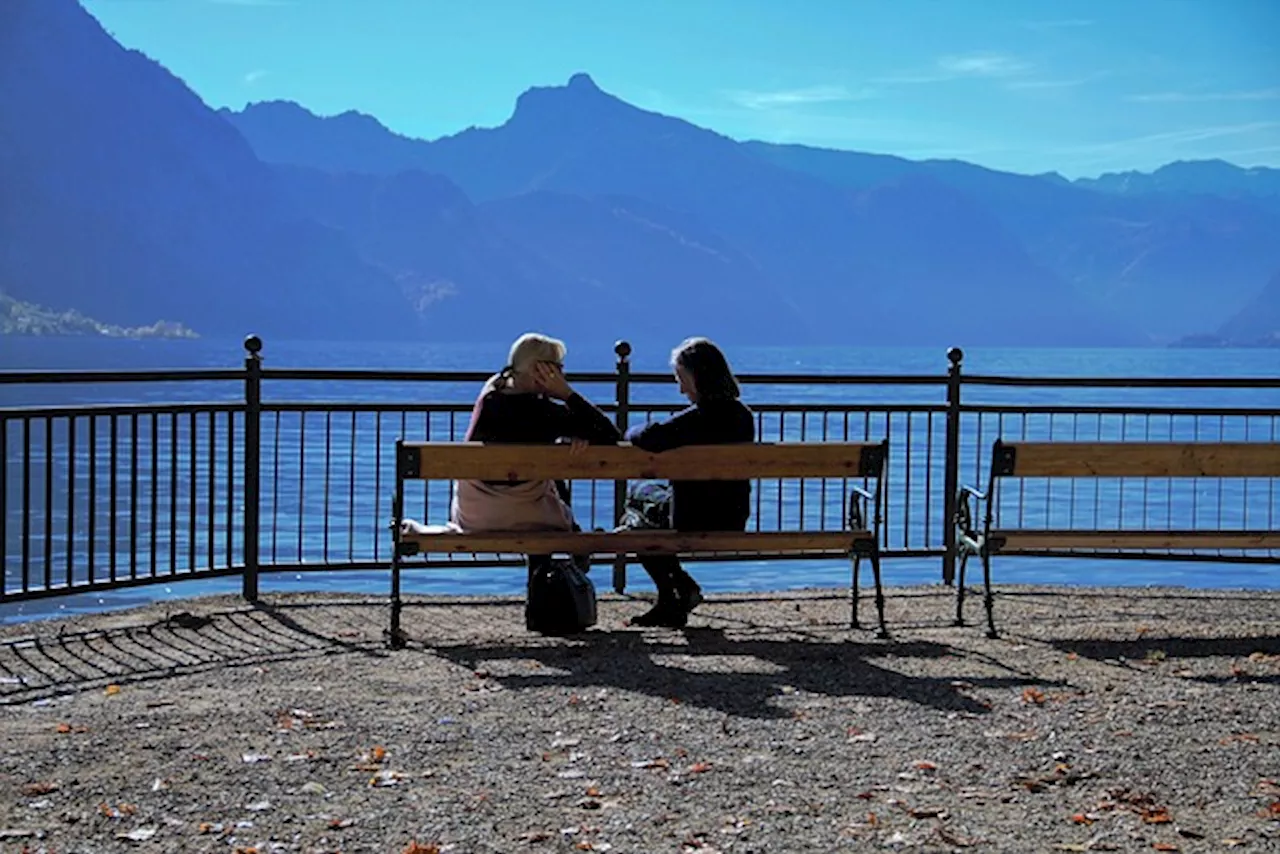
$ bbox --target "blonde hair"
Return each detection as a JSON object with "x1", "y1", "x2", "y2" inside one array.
[{"x1": 507, "y1": 332, "x2": 567, "y2": 374}]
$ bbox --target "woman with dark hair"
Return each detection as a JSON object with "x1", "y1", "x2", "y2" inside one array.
[{"x1": 624, "y1": 337, "x2": 754, "y2": 627}]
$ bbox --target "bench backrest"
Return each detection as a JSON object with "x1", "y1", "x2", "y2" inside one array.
[
  {"x1": 398, "y1": 440, "x2": 888, "y2": 482},
  {"x1": 990, "y1": 440, "x2": 1280, "y2": 479}
]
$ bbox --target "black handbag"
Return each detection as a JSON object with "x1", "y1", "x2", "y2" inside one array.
[
  {"x1": 616, "y1": 480, "x2": 672, "y2": 531},
  {"x1": 526, "y1": 557, "x2": 597, "y2": 636}
]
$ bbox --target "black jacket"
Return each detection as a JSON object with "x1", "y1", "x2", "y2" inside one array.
[{"x1": 626, "y1": 398, "x2": 754, "y2": 531}]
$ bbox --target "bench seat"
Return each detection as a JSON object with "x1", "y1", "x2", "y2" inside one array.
[{"x1": 399, "y1": 529, "x2": 877, "y2": 557}]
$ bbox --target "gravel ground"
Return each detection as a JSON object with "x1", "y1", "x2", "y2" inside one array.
[{"x1": 1, "y1": 585, "x2": 1278, "y2": 853}]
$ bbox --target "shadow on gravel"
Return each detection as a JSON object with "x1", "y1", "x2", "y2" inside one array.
[
  {"x1": 430, "y1": 627, "x2": 1066, "y2": 719},
  {"x1": 0, "y1": 602, "x2": 387, "y2": 705},
  {"x1": 1047, "y1": 635, "x2": 1280, "y2": 663}
]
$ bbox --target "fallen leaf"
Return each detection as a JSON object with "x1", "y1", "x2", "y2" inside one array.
[
  {"x1": 21, "y1": 782, "x2": 58, "y2": 796},
  {"x1": 369, "y1": 745, "x2": 388, "y2": 763},
  {"x1": 328, "y1": 818, "x2": 354, "y2": 829},
  {"x1": 1066, "y1": 652, "x2": 1079, "y2": 661},
  {"x1": 1142, "y1": 807, "x2": 1173, "y2": 824},
  {"x1": 104, "y1": 684, "x2": 121, "y2": 696},
  {"x1": 1223, "y1": 839, "x2": 1247, "y2": 848},
  {"x1": 1260, "y1": 800, "x2": 1280, "y2": 819},
  {"x1": 197, "y1": 822, "x2": 221, "y2": 834},
  {"x1": 688, "y1": 762, "x2": 713, "y2": 774},
  {"x1": 1152, "y1": 844, "x2": 1179, "y2": 852},
  {"x1": 1071, "y1": 813, "x2": 1093, "y2": 825},
  {"x1": 915, "y1": 761, "x2": 938, "y2": 771},
  {"x1": 585, "y1": 786, "x2": 602, "y2": 797},
  {"x1": 402, "y1": 842, "x2": 441, "y2": 854},
  {"x1": 1022, "y1": 687, "x2": 1046, "y2": 705}
]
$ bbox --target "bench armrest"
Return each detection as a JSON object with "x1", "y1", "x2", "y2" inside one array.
[
  {"x1": 849, "y1": 484, "x2": 874, "y2": 502},
  {"x1": 958, "y1": 483, "x2": 987, "y2": 502}
]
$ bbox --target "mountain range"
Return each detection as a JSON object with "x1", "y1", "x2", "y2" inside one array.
[{"x1": 3, "y1": 0, "x2": 1278, "y2": 347}]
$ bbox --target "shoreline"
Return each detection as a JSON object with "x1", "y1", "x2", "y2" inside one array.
[{"x1": 2, "y1": 585, "x2": 1278, "y2": 851}]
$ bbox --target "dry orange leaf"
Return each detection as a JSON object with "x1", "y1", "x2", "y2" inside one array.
[
  {"x1": 1022, "y1": 687, "x2": 1046, "y2": 705},
  {"x1": 234, "y1": 848, "x2": 260, "y2": 854},
  {"x1": 1260, "y1": 800, "x2": 1280, "y2": 818},
  {"x1": 689, "y1": 762, "x2": 713, "y2": 774},
  {"x1": 1142, "y1": 807, "x2": 1173, "y2": 824},
  {"x1": 867, "y1": 811, "x2": 879, "y2": 826},
  {"x1": 197, "y1": 822, "x2": 216, "y2": 834},
  {"x1": 104, "y1": 684, "x2": 121, "y2": 696},
  {"x1": 915, "y1": 761, "x2": 937, "y2": 771},
  {"x1": 585, "y1": 786, "x2": 601, "y2": 797},
  {"x1": 328, "y1": 818, "x2": 354, "y2": 829},
  {"x1": 1152, "y1": 844, "x2": 1179, "y2": 852},
  {"x1": 402, "y1": 842, "x2": 441, "y2": 854},
  {"x1": 55, "y1": 722, "x2": 72, "y2": 734},
  {"x1": 575, "y1": 842, "x2": 594, "y2": 851},
  {"x1": 1066, "y1": 652, "x2": 1079, "y2": 661},
  {"x1": 370, "y1": 745, "x2": 387, "y2": 763},
  {"x1": 1071, "y1": 813, "x2": 1094, "y2": 825}
]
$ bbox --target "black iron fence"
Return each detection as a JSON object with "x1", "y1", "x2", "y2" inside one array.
[{"x1": 2, "y1": 339, "x2": 1277, "y2": 604}]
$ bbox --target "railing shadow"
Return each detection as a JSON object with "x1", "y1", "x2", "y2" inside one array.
[{"x1": 0, "y1": 601, "x2": 389, "y2": 706}]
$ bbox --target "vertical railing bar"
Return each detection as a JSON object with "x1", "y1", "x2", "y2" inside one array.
[
  {"x1": 840, "y1": 411, "x2": 849, "y2": 532},
  {"x1": 150, "y1": 413, "x2": 159, "y2": 578},
  {"x1": 129, "y1": 413, "x2": 140, "y2": 580},
  {"x1": 798, "y1": 411, "x2": 807, "y2": 530},
  {"x1": 776, "y1": 412, "x2": 785, "y2": 531},
  {"x1": 374, "y1": 410, "x2": 382, "y2": 562},
  {"x1": 1165, "y1": 414, "x2": 1174, "y2": 533},
  {"x1": 271, "y1": 411, "x2": 281, "y2": 563},
  {"x1": 207, "y1": 410, "x2": 216, "y2": 571},
  {"x1": 924, "y1": 411, "x2": 933, "y2": 548},
  {"x1": 349, "y1": 411, "x2": 357, "y2": 562},
  {"x1": 226, "y1": 407, "x2": 235, "y2": 569},
  {"x1": 902, "y1": 411, "x2": 912, "y2": 550},
  {"x1": 1141, "y1": 414, "x2": 1151, "y2": 530},
  {"x1": 187, "y1": 412, "x2": 196, "y2": 573},
  {"x1": 43, "y1": 417, "x2": 54, "y2": 591},
  {"x1": 21, "y1": 418, "x2": 31, "y2": 593},
  {"x1": 297, "y1": 413, "x2": 306, "y2": 562},
  {"x1": 1216, "y1": 414, "x2": 1226, "y2": 542},
  {"x1": 820, "y1": 413, "x2": 829, "y2": 531},
  {"x1": 323, "y1": 411, "x2": 332, "y2": 562},
  {"x1": 1119, "y1": 412, "x2": 1128, "y2": 527},
  {"x1": 168, "y1": 414, "x2": 177, "y2": 576},
  {"x1": 87, "y1": 416, "x2": 96, "y2": 586},
  {"x1": 65, "y1": 416, "x2": 77, "y2": 589}
]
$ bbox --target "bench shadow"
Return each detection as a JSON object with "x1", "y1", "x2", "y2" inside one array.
[
  {"x1": 1046, "y1": 635, "x2": 1280, "y2": 662},
  {"x1": 0, "y1": 601, "x2": 388, "y2": 706},
  {"x1": 428, "y1": 625, "x2": 1063, "y2": 719}
]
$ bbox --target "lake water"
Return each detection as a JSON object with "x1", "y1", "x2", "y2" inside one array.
[{"x1": 1, "y1": 336, "x2": 1277, "y2": 625}]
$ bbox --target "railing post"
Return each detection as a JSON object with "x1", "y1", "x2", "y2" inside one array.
[
  {"x1": 611, "y1": 340, "x2": 631, "y2": 595},
  {"x1": 242, "y1": 334, "x2": 263, "y2": 602},
  {"x1": 941, "y1": 346, "x2": 964, "y2": 586}
]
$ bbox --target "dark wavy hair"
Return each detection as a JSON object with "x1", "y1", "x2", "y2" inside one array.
[{"x1": 671, "y1": 337, "x2": 740, "y2": 401}]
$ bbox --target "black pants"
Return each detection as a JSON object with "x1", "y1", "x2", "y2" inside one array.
[{"x1": 639, "y1": 555, "x2": 696, "y2": 601}]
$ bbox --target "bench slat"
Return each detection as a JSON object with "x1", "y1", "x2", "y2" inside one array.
[
  {"x1": 401, "y1": 529, "x2": 870, "y2": 555},
  {"x1": 400, "y1": 441, "x2": 885, "y2": 481},
  {"x1": 998, "y1": 442, "x2": 1280, "y2": 478},
  {"x1": 991, "y1": 529, "x2": 1280, "y2": 551}
]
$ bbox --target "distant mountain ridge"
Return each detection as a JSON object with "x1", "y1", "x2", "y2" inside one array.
[{"x1": 6, "y1": 0, "x2": 1279, "y2": 346}]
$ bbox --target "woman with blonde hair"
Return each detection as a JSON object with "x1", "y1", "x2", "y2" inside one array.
[{"x1": 452, "y1": 333, "x2": 619, "y2": 627}]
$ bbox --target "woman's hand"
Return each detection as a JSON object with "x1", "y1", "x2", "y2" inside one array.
[{"x1": 533, "y1": 362, "x2": 573, "y2": 400}]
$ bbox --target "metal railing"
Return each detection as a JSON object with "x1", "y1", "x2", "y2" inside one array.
[{"x1": 2, "y1": 338, "x2": 1277, "y2": 604}]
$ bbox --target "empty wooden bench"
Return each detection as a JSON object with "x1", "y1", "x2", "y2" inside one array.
[
  {"x1": 390, "y1": 439, "x2": 889, "y2": 646},
  {"x1": 954, "y1": 440, "x2": 1280, "y2": 637}
]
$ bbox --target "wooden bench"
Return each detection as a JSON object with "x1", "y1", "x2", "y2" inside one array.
[
  {"x1": 953, "y1": 440, "x2": 1280, "y2": 637},
  {"x1": 389, "y1": 439, "x2": 889, "y2": 646}
]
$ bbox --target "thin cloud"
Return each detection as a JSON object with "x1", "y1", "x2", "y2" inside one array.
[
  {"x1": 243, "y1": 69, "x2": 268, "y2": 85},
  {"x1": 1126, "y1": 88, "x2": 1280, "y2": 103},
  {"x1": 879, "y1": 52, "x2": 1031, "y2": 85},
  {"x1": 727, "y1": 86, "x2": 875, "y2": 111},
  {"x1": 1007, "y1": 71, "x2": 1109, "y2": 91},
  {"x1": 937, "y1": 52, "x2": 1031, "y2": 78},
  {"x1": 1060, "y1": 121, "x2": 1280, "y2": 155}
]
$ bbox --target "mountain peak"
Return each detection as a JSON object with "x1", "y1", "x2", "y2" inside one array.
[{"x1": 566, "y1": 72, "x2": 599, "y2": 92}]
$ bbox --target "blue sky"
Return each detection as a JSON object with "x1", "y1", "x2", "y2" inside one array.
[{"x1": 83, "y1": 0, "x2": 1279, "y2": 178}]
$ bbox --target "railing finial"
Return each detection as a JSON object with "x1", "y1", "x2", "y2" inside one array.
[
  {"x1": 244, "y1": 334, "x2": 264, "y2": 358},
  {"x1": 614, "y1": 340, "x2": 631, "y2": 361},
  {"x1": 947, "y1": 346, "x2": 964, "y2": 366}
]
